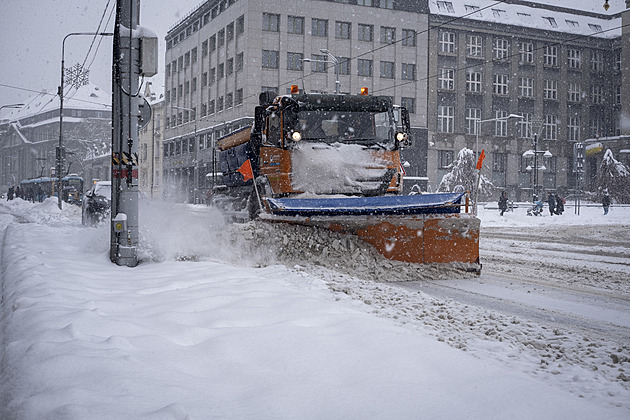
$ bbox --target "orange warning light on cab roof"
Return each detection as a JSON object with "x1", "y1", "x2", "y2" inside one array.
[
  {"x1": 291, "y1": 85, "x2": 299, "y2": 94},
  {"x1": 360, "y1": 87, "x2": 368, "y2": 95}
]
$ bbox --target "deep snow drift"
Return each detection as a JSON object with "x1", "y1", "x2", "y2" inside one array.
[{"x1": 0, "y1": 197, "x2": 628, "y2": 419}]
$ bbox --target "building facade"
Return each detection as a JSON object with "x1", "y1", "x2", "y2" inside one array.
[
  {"x1": 427, "y1": 1, "x2": 630, "y2": 199},
  {"x1": 160, "y1": 0, "x2": 630, "y2": 202},
  {"x1": 0, "y1": 84, "x2": 111, "y2": 194}
]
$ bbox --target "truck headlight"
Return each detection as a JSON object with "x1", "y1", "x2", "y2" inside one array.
[{"x1": 291, "y1": 131, "x2": 302, "y2": 141}]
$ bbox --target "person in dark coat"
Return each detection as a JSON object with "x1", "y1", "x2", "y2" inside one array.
[
  {"x1": 498, "y1": 191, "x2": 508, "y2": 216},
  {"x1": 7, "y1": 186, "x2": 14, "y2": 201},
  {"x1": 602, "y1": 192, "x2": 611, "y2": 215},
  {"x1": 554, "y1": 194, "x2": 564, "y2": 215},
  {"x1": 546, "y1": 192, "x2": 556, "y2": 216}
]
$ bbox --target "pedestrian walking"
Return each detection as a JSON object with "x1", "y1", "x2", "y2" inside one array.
[
  {"x1": 602, "y1": 192, "x2": 611, "y2": 215},
  {"x1": 554, "y1": 194, "x2": 564, "y2": 215},
  {"x1": 498, "y1": 191, "x2": 508, "y2": 216},
  {"x1": 547, "y1": 192, "x2": 556, "y2": 216},
  {"x1": 7, "y1": 186, "x2": 14, "y2": 201}
]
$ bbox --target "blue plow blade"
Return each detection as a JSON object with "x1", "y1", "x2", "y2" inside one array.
[{"x1": 265, "y1": 192, "x2": 466, "y2": 217}]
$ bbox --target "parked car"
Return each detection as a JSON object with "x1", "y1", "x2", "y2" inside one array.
[{"x1": 82, "y1": 181, "x2": 111, "y2": 226}]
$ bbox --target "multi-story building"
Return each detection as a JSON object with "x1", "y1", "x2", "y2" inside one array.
[
  {"x1": 138, "y1": 83, "x2": 166, "y2": 199},
  {"x1": 428, "y1": 0, "x2": 630, "y2": 199},
  {"x1": 162, "y1": 0, "x2": 430, "y2": 201},
  {"x1": 161, "y1": 0, "x2": 630, "y2": 202},
  {"x1": 0, "y1": 84, "x2": 111, "y2": 193}
]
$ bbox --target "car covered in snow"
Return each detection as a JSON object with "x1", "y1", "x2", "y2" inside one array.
[{"x1": 82, "y1": 181, "x2": 111, "y2": 226}]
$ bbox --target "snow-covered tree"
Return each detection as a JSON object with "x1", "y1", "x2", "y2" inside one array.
[
  {"x1": 596, "y1": 149, "x2": 630, "y2": 204},
  {"x1": 437, "y1": 148, "x2": 494, "y2": 198}
]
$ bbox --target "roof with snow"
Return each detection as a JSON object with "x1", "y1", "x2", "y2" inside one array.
[
  {"x1": 429, "y1": 0, "x2": 623, "y2": 39},
  {"x1": 1, "y1": 83, "x2": 111, "y2": 123}
]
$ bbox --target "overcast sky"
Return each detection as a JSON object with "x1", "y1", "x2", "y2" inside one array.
[
  {"x1": 0, "y1": 0, "x2": 624, "y2": 110},
  {"x1": 0, "y1": 0, "x2": 200, "y2": 109}
]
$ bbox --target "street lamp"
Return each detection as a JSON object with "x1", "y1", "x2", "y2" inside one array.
[
  {"x1": 172, "y1": 105, "x2": 198, "y2": 203},
  {"x1": 474, "y1": 113, "x2": 523, "y2": 214},
  {"x1": 521, "y1": 117, "x2": 547, "y2": 201},
  {"x1": 303, "y1": 49, "x2": 341, "y2": 94},
  {"x1": 57, "y1": 32, "x2": 113, "y2": 210}
]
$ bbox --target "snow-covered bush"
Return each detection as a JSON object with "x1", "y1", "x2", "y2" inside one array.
[
  {"x1": 595, "y1": 149, "x2": 630, "y2": 204},
  {"x1": 438, "y1": 148, "x2": 495, "y2": 199}
]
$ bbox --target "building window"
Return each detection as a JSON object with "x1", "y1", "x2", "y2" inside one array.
[
  {"x1": 543, "y1": 79, "x2": 558, "y2": 100},
  {"x1": 236, "y1": 88, "x2": 243, "y2": 106},
  {"x1": 217, "y1": 96, "x2": 224, "y2": 112},
  {"x1": 402, "y1": 29, "x2": 416, "y2": 46},
  {"x1": 335, "y1": 21, "x2": 351, "y2": 39},
  {"x1": 218, "y1": 28, "x2": 225, "y2": 47},
  {"x1": 287, "y1": 52, "x2": 303, "y2": 71},
  {"x1": 438, "y1": 150, "x2": 454, "y2": 169},
  {"x1": 358, "y1": 24, "x2": 373, "y2": 42},
  {"x1": 338, "y1": 57, "x2": 351, "y2": 75},
  {"x1": 439, "y1": 31, "x2": 455, "y2": 53},
  {"x1": 615, "y1": 50, "x2": 622, "y2": 71},
  {"x1": 493, "y1": 153, "x2": 507, "y2": 174},
  {"x1": 438, "y1": 68, "x2": 454, "y2": 90},
  {"x1": 517, "y1": 42, "x2": 533, "y2": 64},
  {"x1": 288, "y1": 15, "x2": 304, "y2": 34},
  {"x1": 226, "y1": 22, "x2": 235, "y2": 43},
  {"x1": 226, "y1": 93, "x2": 233, "y2": 109},
  {"x1": 201, "y1": 41, "x2": 208, "y2": 58},
  {"x1": 312, "y1": 18, "x2": 328, "y2": 37},
  {"x1": 493, "y1": 74, "x2": 509, "y2": 95},
  {"x1": 380, "y1": 61, "x2": 395, "y2": 79},
  {"x1": 262, "y1": 50, "x2": 279, "y2": 69},
  {"x1": 567, "y1": 82, "x2": 581, "y2": 102},
  {"x1": 225, "y1": 59, "x2": 233, "y2": 76},
  {"x1": 467, "y1": 35, "x2": 483, "y2": 57},
  {"x1": 217, "y1": 63, "x2": 224, "y2": 79},
  {"x1": 209, "y1": 100, "x2": 215, "y2": 115},
  {"x1": 209, "y1": 68, "x2": 216, "y2": 84},
  {"x1": 237, "y1": 15, "x2": 245, "y2": 35},
  {"x1": 236, "y1": 52, "x2": 244, "y2": 73},
  {"x1": 184, "y1": 52, "x2": 190, "y2": 68},
  {"x1": 616, "y1": 85, "x2": 622, "y2": 105},
  {"x1": 311, "y1": 54, "x2": 327, "y2": 72},
  {"x1": 591, "y1": 85, "x2": 603, "y2": 104},
  {"x1": 466, "y1": 71, "x2": 482, "y2": 93},
  {"x1": 401, "y1": 97, "x2": 415, "y2": 113},
  {"x1": 263, "y1": 13, "x2": 280, "y2": 32},
  {"x1": 466, "y1": 107, "x2": 481, "y2": 134},
  {"x1": 401, "y1": 63, "x2": 416, "y2": 80},
  {"x1": 567, "y1": 116, "x2": 580, "y2": 141},
  {"x1": 436, "y1": 1, "x2": 455, "y2": 13},
  {"x1": 519, "y1": 77, "x2": 533, "y2": 98},
  {"x1": 437, "y1": 105, "x2": 454, "y2": 133},
  {"x1": 591, "y1": 51, "x2": 603, "y2": 72},
  {"x1": 544, "y1": 45, "x2": 557, "y2": 67},
  {"x1": 567, "y1": 48, "x2": 581, "y2": 69},
  {"x1": 494, "y1": 110, "x2": 508, "y2": 137},
  {"x1": 209, "y1": 35, "x2": 216, "y2": 52},
  {"x1": 493, "y1": 38, "x2": 509, "y2": 60},
  {"x1": 380, "y1": 26, "x2": 395, "y2": 44},
  {"x1": 543, "y1": 114, "x2": 557, "y2": 140},
  {"x1": 357, "y1": 59, "x2": 373, "y2": 77},
  {"x1": 519, "y1": 113, "x2": 532, "y2": 139}
]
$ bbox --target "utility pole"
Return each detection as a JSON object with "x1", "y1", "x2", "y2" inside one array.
[{"x1": 110, "y1": 0, "x2": 157, "y2": 266}]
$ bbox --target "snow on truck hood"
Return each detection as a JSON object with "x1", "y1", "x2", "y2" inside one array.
[{"x1": 290, "y1": 142, "x2": 388, "y2": 195}]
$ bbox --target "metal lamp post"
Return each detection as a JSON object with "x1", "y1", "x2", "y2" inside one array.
[
  {"x1": 521, "y1": 117, "x2": 546, "y2": 201},
  {"x1": 172, "y1": 105, "x2": 198, "y2": 203},
  {"x1": 303, "y1": 50, "x2": 341, "y2": 94},
  {"x1": 57, "y1": 32, "x2": 113, "y2": 210},
  {"x1": 320, "y1": 49, "x2": 340, "y2": 94},
  {"x1": 473, "y1": 113, "x2": 523, "y2": 214}
]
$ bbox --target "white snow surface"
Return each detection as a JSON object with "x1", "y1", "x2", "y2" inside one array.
[{"x1": 0, "y1": 197, "x2": 628, "y2": 419}]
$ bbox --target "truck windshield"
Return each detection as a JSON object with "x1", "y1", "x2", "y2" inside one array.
[{"x1": 296, "y1": 110, "x2": 394, "y2": 147}]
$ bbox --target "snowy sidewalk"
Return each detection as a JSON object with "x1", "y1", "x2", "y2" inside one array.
[{"x1": 0, "y1": 198, "x2": 628, "y2": 419}]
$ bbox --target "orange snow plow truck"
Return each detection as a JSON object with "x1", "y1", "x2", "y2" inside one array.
[{"x1": 213, "y1": 86, "x2": 480, "y2": 271}]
